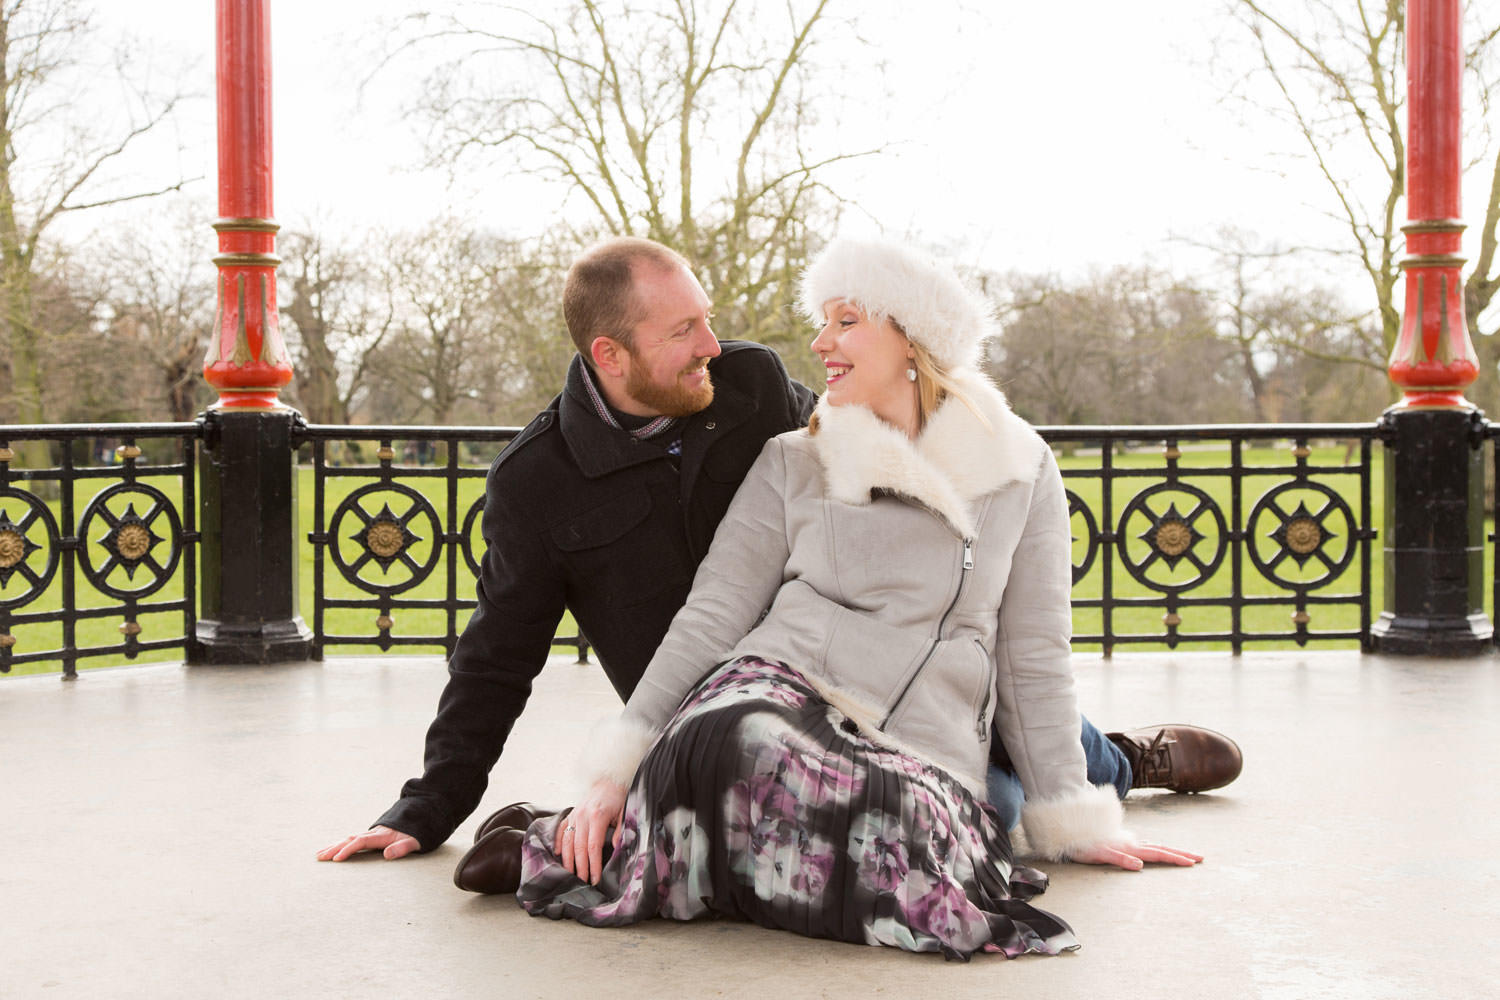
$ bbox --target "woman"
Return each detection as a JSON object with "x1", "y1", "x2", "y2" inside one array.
[{"x1": 515, "y1": 237, "x2": 1199, "y2": 959}]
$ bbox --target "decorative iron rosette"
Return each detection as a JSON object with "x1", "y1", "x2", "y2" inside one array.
[
  {"x1": 77, "y1": 483, "x2": 183, "y2": 600},
  {"x1": 0, "y1": 487, "x2": 61, "y2": 610},
  {"x1": 1117, "y1": 482, "x2": 1228, "y2": 594},
  {"x1": 1247, "y1": 481, "x2": 1356, "y2": 591},
  {"x1": 327, "y1": 482, "x2": 440, "y2": 595}
]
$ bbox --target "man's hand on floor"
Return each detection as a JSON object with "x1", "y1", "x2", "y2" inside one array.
[{"x1": 316, "y1": 825, "x2": 421, "y2": 861}]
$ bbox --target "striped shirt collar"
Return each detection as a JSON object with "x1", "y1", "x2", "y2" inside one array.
[{"x1": 576, "y1": 359, "x2": 681, "y2": 441}]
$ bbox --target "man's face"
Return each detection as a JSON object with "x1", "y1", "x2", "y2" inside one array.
[{"x1": 616, "y1": 263, "x2": 722, "y2": 417}]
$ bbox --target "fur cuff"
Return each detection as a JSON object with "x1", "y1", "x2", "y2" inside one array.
[
  {"x1": 1020, "y1": 784, "x2": 1129, "y2": 861},
  {"x1": 579, "y1": 714, "x2": 659, "y2": 788}
]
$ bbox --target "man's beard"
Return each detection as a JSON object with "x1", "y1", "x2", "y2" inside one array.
[{"x1": 624, "y1": 356, "x2": 715, "y2": 417}]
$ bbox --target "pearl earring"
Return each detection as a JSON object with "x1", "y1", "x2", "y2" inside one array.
[{"x1": 906, "y1": 367, "x2": 917, "y2": 382}]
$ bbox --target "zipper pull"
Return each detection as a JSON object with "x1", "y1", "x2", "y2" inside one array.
[
  {"x1": 962, "y1": 538, "x2": 974, "y2": 570},
  {"x1": 976, "y1": 709, "x2": 987, "y2": 737}
]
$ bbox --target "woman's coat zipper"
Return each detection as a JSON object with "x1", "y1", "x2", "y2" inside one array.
[{"x1": 880, "y1": 535, "x2": 975, "y2": 729}]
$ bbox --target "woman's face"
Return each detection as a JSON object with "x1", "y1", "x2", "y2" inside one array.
[{"x1": 811, "y1": 298, "x2": 917, "y2": 432}]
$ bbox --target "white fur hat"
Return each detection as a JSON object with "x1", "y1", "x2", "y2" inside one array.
[{"x1": 800, "y1": 236, "x2": 995, "y2": 371}]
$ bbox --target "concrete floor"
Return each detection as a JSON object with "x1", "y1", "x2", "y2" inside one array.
[{"x1": 3, "y1": 649, "x2": 1498, "y2": 999}]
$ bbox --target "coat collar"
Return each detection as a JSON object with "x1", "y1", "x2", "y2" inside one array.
[
  {"x1": 809, "y1": 369, "x2": 1046, "y2": 538},
  {"x1": 558, "y1": 353, "x2": 756, "y2": 479}
]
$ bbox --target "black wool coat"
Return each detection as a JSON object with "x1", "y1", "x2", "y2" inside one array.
[{"x1": 376, "y1": 341, "x2": 817, "y2": 850}]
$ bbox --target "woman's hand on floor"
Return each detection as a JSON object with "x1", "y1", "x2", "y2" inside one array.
[
  {"x1": 1070, "y1": 841, "x2": 1203, "y2": 870},
  {"x1": 556, "y1": 778, "x2": 627, "y2": 884}
]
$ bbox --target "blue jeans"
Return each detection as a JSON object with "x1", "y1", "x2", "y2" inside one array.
[{"x1": 984, "y1": 715, "x2": 1131, "y2": 831}]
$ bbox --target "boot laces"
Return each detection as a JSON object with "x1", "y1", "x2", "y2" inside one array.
[{"x1": 1138, "y1": 729, "x2": 1178, "y2": 786}]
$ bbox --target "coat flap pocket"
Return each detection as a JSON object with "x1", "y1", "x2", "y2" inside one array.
[{"x1": 550, "y1": 487, "x2": 652, "y2": 551}]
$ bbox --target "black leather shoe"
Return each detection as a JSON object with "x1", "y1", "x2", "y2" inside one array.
[
  {"x1": 1108, "y1": 724, "x2": 1243, "y2": 793},
  {"x1": 473, "y1": 801, "x2": 557, "y2": 844},
  {"x1": 453, "y1": 826, "x2": 526, "y2": 894}
]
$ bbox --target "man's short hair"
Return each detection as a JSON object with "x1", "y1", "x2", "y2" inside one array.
[{"x1": 563, "y1": 237, "x2": 691, "y2": 362}]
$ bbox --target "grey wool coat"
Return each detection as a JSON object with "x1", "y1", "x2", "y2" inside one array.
[{"x1": 591, "y1": 369, "x2": 1127, "y2": 860}]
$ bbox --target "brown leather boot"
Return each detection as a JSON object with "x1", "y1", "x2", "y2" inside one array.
[
  {"x1": 473, "y1": 801, "x2": 557, "y2": 844},
  {"x1": 1107, "y1": 724, "x2": 1243, "y2": 793},
  {"x1": 453, "y1": 826, "x2": 526, "y2": 894}
]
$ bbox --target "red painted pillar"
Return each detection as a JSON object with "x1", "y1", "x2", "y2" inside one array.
[
  {"x1": 1386, "y1": 0, "x2": 1479, "y2": 407},
  {"x1": 1371, "y1": 0, "x2": 1492, "y2": 655},
  {"x1": 203, "y1": 0, "x2": 293, "y2": 409},
  {"x1": 191, "y1": 0, "x2": 312, "y2": 664}
]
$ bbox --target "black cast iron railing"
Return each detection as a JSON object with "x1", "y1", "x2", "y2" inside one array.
[
  {"x1": 1037, "y1": 423, "x2": 1379, "y2": 654},
  {"x1": 0, "y1": 414, "x2": 1466, "y2": 676},
  {"x1": 0, "y1": 423, "x2": 202, "y2": 678},
  {"x1": 298, "y1": 419, "x2": 1381, "y2": 657},
  {"x1": 294, "y1": 421, "x2": 590, "y2": 662}
]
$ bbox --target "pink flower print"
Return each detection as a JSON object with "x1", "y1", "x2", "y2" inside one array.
[
  {"x1": 847, "y1": 811, "x2": 911, "y2": 894},
  {"x1": 901, "y1": 869, "x2": 989, "y2": 955}
]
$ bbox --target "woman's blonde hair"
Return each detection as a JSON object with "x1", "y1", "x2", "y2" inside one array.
[{"x1": 906, "y1": 326, "x2": 989, "y2": 431}]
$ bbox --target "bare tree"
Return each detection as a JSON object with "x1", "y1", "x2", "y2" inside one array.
[
  {"x1": 365, "y1": 219, "x2": 532, "y2": 426},
  {"x1": 280, "y1": 228, "x2": 396, "y2": 425},
  {"x1": 465, "y1": 233, "x2": 575, "y2": 422},
  {"x1": 28, "y1": 248, "x2": 135, "y2": 422},
  {"x1": 1223, "y1": 0, "x2": 1407, "y2": 353},
  {"x1": 1255, "y1": 301, "x2": 1392, "y2": 421},
  {"x1": 988, "y1": 272, "x2": 1125, "y2": 425},
  {"x1": 97, "y1": 205, "x2": 216, "y2": 421},
  {"x1": 1122, "y1": 275, "x2": 1244, "y2": 425},
  {"x1": 1223, "y1": 0, "x2": 1500, "y2": 413},
  {"x1": 391, "y1": 0, "x2": 874, "y2": 387},
  {"x1": 281, "y1": 221, "x2": 576, "y2": 429},
  {"x1": 992, "y1": 268, "x2": 1249, "y2": 426},
  {"x1": 1182, "y1": 228, "x2": 1387, "y2": 419},
  {"x1": 0, "y1": 0, "x2": 189, "y2": 459}
]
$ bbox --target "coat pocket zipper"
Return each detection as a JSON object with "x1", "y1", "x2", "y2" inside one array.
[
  {"x1": 972, "y1": 639, "x2": 993, "y2": 738},
  {"x1": 881, "y1": 536, "x2": 975, "y2": 729}
]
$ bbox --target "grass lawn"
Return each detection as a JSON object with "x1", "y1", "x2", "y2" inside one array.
[{"x1": 1, "y1": 438, "x2": 1484, "y2": 679}]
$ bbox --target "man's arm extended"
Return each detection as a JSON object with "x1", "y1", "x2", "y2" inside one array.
[{"x1": 318, "y1": 460, "x2": 566, "y2": 859}]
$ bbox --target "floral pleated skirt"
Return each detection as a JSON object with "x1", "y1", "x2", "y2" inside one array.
[{"x1": 516, "y1": 656, "x2": 1079, "y2": 961}]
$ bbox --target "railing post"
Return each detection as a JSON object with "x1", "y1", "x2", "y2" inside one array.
[
  {"x1": 189, "y1": 0, "x2": 312, "y2": 664},
  {"x1": 193, "y1": 411, "x2": 311, "y2": 663},
  {"x1": 1370, "y1": 0, "x2": 1492, "y2": 654}
]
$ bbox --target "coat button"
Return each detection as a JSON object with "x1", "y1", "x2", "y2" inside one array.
[{"x1": 704, "y1": 421, "x2": 716, "y2": 430}]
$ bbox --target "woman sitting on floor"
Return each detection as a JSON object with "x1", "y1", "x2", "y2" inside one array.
[{"x1": 514, "y1": 236, "x2": 1200, "y2": 960}]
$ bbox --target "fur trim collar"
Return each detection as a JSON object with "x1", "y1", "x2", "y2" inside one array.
[{"x1": 810, "y1": 369, "x2": 1047, "y2": 538}]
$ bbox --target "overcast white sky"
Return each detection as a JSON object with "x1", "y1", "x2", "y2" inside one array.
[{"x1": 78, "y1": 0, "x2": 1500, "y2": 302}]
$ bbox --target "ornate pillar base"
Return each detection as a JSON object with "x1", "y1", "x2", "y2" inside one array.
[
  {"x1": 1370, "y1": 406, "x2": 1492, "y2": 655},
  {"x1": 189, "y1": 409, "x2": 313, "y2": 665},
  {"x1": 193, "y1": 618, "x2": 315, "y2": 665},
  {"x1": 1370, "y1": 611, "x2": 1492, "y2": 655}
]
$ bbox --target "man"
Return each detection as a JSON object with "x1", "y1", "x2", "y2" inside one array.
[{"x1": 318, "y1": 237, "x2": 1240, "y2": 869}]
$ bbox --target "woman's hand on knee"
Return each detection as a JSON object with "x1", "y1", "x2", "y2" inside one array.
[
  {"x1": 1070, "y1": 840, "x2": 1203, "y2": 870},
  {"x1": 556, "y1": 778, "x2": 627, "y2": 884}
]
